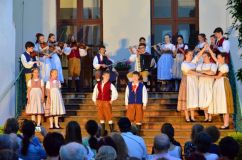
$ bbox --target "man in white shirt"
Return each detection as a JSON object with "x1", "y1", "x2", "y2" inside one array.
[{"x1": 118, "y1": 117, "x2": 147, "y2": 159}]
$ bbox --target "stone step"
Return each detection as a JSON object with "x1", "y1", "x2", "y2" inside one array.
[
  {"x1": 64, "y1": 104, "x2": 178, "y2": 110},
  {"x1": 63, "y1": 98, "x2": 178, "y2": 105},
  {"x1": 62, "y1": 92, "x2": 179, "y2": 99}
]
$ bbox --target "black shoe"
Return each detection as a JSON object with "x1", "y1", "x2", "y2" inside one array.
[
  {"x1": 100, "y1": 123, "x2": 105, "y2": 136},
  {"x1": 68, "y1": 80, "x2": 73, "y2": 91},
  {"x1": 109, "y1": 123, "x2": 114, "y2": 132},
  {"x1": 75, "y1": 80, "x2": 81, "y2": 92},
  {"x1": 190, "y1": 119, "x2": 196, "y2": 122},
  {"x1": 220, "y1": 126, "x2": 229, "y2": 130}
]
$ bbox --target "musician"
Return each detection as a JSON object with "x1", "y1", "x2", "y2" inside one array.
[
  {"x1": 34, "y1": 33, "x2": 52, "y2": 82},
  {"x1": 129, "y1": 37, "x2": 150, "y2": 54},
  {"x1": 93, "y1": 45, "x2": 117, "y2": 84},
  {"x1": 21, "y1": 41, "x2": 38, "y2": 86},
  {"x1": 127, "y1": 43, "x2": 155, "y2": 86},
  {"x1": 47, "y1": 33, "x2": 65, "y2": 83},
  {"x1": 213, "y1": 27, "x2": 230, "y2": 64},
  {"x1": 65, "y1": 41, "x2": 87, "y2": 91}
]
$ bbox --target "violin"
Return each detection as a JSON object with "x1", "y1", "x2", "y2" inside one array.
[{"x1": 30, "y1": 51, "x2": 38, "y2": 58}]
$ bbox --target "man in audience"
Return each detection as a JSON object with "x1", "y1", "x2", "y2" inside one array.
[
  {"x1": 60, "y1": 142, "x2": 87, "y2": 160},
  {"x1": 95, "y1": 146, "x2": 117, "y2": 160},
  {"x1": 148, "y1": 134, "x2": 181, "y2": 160},
  {"x1": 0, "y1": 134, "x2": 19, "y2": 155},
  {"x1": 43, "y1": 132, "x2": 65, "y2": 160},
  {"x1": 118, "y1": 117, "x2": 147, "y2": 159},
  {"x1": 219, "y1": 136, "x2": 239, "y2": 160}
]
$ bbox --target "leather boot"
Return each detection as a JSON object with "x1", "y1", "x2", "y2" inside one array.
[
  {"x1": 75, "y1": 80, "x2": 81, "y2": 92},
  {"x1": 109, "y1": 123, "x2": 114, "y2": 133},
  {"x1": 101, "y1": 123, "x2": 105, "y2": 136}
]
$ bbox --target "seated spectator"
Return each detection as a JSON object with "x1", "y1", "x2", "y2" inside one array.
[
  {"x1": 118, "y1": 117, "x2": 147, "y2": 159},
  {"x1": 0, "y1": 134, "x2": 19, "y2": 155},
  {"x1": 194, "y1": 132, "x2": 218, "y2": 160},
  {"x1": 65, "y1": 121, "x2": 94, "y2": 159},
  {"x1": 110, "y1": 133, "x2": 129, "y2": 160},
  {"x1": 95, "y1": 146, "x2": 117, "y2": 160},
  {"x1": 219, "y1": 136, "x2": 239, "y2": 160},
  {"x1": 148, "y1": 134, "x2": 181, "y2": 160},
  {"x1": 19, "y1": 120, "x2": 46, "y2": 160},
  {"x1": 0, "y1": 149, "x2": 18, "y2": 160},
  {"x1": 205, "y1": 126, "x2": 220, "y2": 155},
  {"x1": 43, "y1": 132, "x2": 65, "y2": 160},
  {"x1": 184, "y1": 124, "x2": 204, "y2": 159},
  {"x1": 161, "y1": 123, "x2": 182, "y2": 158},
  {"x1": 98, "y1": 136, "x2": 117, "y2": 152},
  {"x1": 83, "y1": 120, "x2": 100, "y2": 157},
  {"x1": 60, "y1": 142, "x2": 87, "y2": 160},
  {"x1": 187, "y1": 152, "x2": 206, "y2": 160}
]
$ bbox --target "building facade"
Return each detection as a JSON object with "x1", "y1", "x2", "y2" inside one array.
[{"x1": 0, "y1": 0, "x2": 242, "y2": 125}]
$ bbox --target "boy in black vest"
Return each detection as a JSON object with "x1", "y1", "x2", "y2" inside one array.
[
  {"x1": 125, "y1": 71, "x2": 148, "y2": 133},
  {"x1": 21, "y1": 41, "x2": 38, "y2": 86}
]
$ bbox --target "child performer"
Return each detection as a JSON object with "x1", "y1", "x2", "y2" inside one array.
[
  {"x1": 21, "y1": 41, "x2": 38, "y2": 86},
  {"x1": 92, "y1": 71, "x2": 118, "y2": 134},
  {"x1": 25, "y1": 68, "x2": 45, "y2": 126},
  {"x1": 65, "y1": 42, "x2": 87, "y2": 91},
  {"x1": 46, "y1": 69, "x2": 66, "y2": 129},
  {"x1": 207, "y1": 48, "x2": 234, "y2": 129},
  {"x1": 125, "y1": 71, "x2": 148, "y2": 133}
]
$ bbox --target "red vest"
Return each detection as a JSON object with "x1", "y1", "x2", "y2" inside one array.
[
  {"x1": 68, "y1": 49, "x2": 81, "y2": 59},
  {"x1": 215, "y1": 37, "x2": 230, "y2": 64},
  {"x1": 97, "y1": 81, "x2": 111, "y2": 101}
]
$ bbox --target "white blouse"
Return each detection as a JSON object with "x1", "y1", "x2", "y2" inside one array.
[
  {"x1": 196, "y1": 63, "x2": 217, "y2": 73},
  {"x1": 27, "y1": 79, "x2": 44, "y2": 87}
]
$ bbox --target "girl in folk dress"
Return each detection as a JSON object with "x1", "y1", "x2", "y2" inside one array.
[
  {"x1": 177, "y1": 48, "x2": 204, "y2": 122},
  {"x1": 46, "y1": 69, "x2": 66, "y2": 129},
  {"x1": 26, "y1": 68, "x2": 45, "y2": 126},
  {"x1": 207, "y1": 48, "x2": 234, "y2": 129},
  {"x1": 156, "y1": 34, "x2": 176, "y2": 91},
  {"x1": 172, "y1": 35, "x2": 188, "y2": 91},
  {"x1": 194, "y1": 33, "x2": 207, "y2": 63},
  {"x1": 47, "y1": 33, "x2": 64, "y2": 83},
  {"x1": 196, "y1": 46, "x2": 217, "y2": 122},
  {"x1": 34, "y1": 33, "x2": 52, "y2": 83}
]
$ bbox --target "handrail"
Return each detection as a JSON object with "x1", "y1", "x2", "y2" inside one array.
[{"x1": 0, "y1": 67, "x2": 24, "y2": 103}]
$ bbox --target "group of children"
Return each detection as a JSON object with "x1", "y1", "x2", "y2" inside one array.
[
  {"x1": 92, "y1": 71, "x2": 148, "y2": 134},
  {"x1": 177, "y1": 27, "x2": 233, "y2": 129}
]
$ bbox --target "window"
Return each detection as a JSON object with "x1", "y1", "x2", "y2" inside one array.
[
  {"x1": 57, "y1": 0, "x2": 103, "y2": 89},
  {"x1": 151, "y1": 0, "x2": 199, "y2": 48}
]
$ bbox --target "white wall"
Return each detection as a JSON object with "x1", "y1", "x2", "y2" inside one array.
[
  {"x1": 103, "y1": 0, "x2": 151, "y2": 61},
  {"x1": 14, "y1": 0, "x2": 57, "y2": 56},
  {"x1": 200, "y1": 0, "x2": 242, "y2": 113},
  {"x1": 0, "y1": 0, "x2": 16, "y2": 124}
]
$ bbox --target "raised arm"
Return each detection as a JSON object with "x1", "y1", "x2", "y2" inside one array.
[{"x1": 208, "y1": 46, "x2": 218, "y2": 63}]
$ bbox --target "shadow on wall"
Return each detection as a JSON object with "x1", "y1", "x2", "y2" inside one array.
[{"x1": 114, "y1": 38, "x2": 130, "y2": 61}]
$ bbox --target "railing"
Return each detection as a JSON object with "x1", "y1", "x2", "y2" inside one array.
[{"x1": 0, "y1": 61, "x2": 26, "y2": 118}]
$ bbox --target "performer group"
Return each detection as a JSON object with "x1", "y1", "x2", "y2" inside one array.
[{"x1": 21, "y1": 27, "x2": 234, "y2": 131}]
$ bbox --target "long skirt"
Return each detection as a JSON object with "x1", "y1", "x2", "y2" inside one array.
[
  {"x1": 172, "y1": 53, "x2": 184, "y2": 79},
  {"x1": 157, "y1": 54, "x2": 173, "y2": 80},
  {"x1": 48, "y1": 88, "x2": 65, "y2": 116},
  {"x1": 198, "y1": 77, "x2": 214, "y2": 110},
  {"x1": 51, "y1": 54, "x2": 64, "y2": 83},
  {"x1": 39, "y1": 57, "x2": 52, "y2": 83},
  {"x1": 209, "y1": 77, "x2": 234, "y2": 114},
  {"x1": 26, "y1": 88, "x2": 44, "y2": 114}
]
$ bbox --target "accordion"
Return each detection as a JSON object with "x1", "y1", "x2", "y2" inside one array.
[{"x1": 139, "y1": 54, "x2": 154, "y2": 71}]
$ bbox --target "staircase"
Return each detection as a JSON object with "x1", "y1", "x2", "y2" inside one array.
[{"x1": 19, "y1": 91, "x2": 235, "y2": 153}]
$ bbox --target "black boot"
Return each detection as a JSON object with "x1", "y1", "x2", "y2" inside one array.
[
  {"x1": 101, "y1": 123, "x2": 105, "y2": 136},
  {"x1": 75, "y1": 80, "x2": 81, "y2": 92},
  {"x1": 136, "y1": 124, "x2": 142, "y2": 136},
  {"x1": 68, "y1": 80, "x2": 72, "y2": 91},
  {"x1": 109, "y1": 123, "x2": 114, "y2": 133}
]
